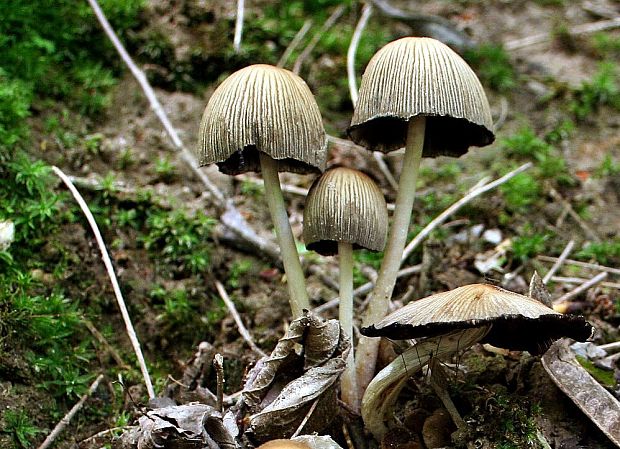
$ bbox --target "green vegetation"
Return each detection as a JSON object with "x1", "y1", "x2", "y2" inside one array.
[
  {"x1": 2, "y1": 410, "x2": 42, "y2": 449},
  {"x1": 464, "y1": 44, "x2": 517, "y2": 92},
  {"x1": 576, "y1": 239, "x2": 620, "y2": 266},
  {"x1": 570, "y1": 62, "x2": 620, "y2": 121},
  {"x1": 576, "y1": 356, "x2": 616, "y2": 388},
  {"x1": 511, "y1": 229, "x2": 550, "y2": 262}
]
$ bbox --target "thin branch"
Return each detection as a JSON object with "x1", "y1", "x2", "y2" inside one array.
[
  {"x1": 551, "y1": 276, "x2": 620, "y2": 290},
  {"x1": 543, "y1": 240, "x2": 575, "y2": 285},
  {"x1": 291, "y1": 397, "x2": 320, "y2": 438},
  {"x1": 53, "y1": 166, "x2": 155, "y2": 399},
  {"x1": 548, "y1": 187, "x2": 600, "y2": 242},
  {"x1": 537, "y1": 256, "x2": 620, "y2": 276},
  {"x1": 505, "y1": 17, "x2": 620, "y2": 51},
  {"x1": 233, "y1": 0, "x2": 245, "y2": 53},
  {"x1": 215, "y1": 281, "x2": 267, "y2": 358},
  {"x1": 401, "y1": 163, "x2": 533, "y2": 263},
  {"x1": 87, "y1": 0, "x2": 280, "y2": 261},
  {"x1": 293, "y1": 5, "x2": 346, "y2": 74},
  {"x1": 80, "y1": 426, "x2": 136, "y2": 446},
  {"x1": 313, "y1": 264, "x2": 422, "y2": 314},
  {"x1": 86, "y1": 0, "x2": 223, "y2": 206},
  {"x1": 278, "y1": 19, "x2": 313, "y2": 68},
  {"x1": 82, "y1": 317, "x2": 129, "y2": 369},
  {"x1": 347, "y1": 2, "x2": 373, "y2": 106},
  {"x1": 38, "y1": 374, "x2": 105, "y2": 449},
  {"x1": 553, "y1": 271, "x2": 608, "y2": 304},
  {"x1": 213, "y1": 354, "x2": 224, "y2": 413},
  {"x1": 373, "y1": 153, "x2": 398, "y2": 191}
]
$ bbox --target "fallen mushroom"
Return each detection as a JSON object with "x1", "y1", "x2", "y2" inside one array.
[
  {"x1": 198, "y1": 64, "x2": 327, "y2": 318},
  {"x1": 359, "y1": 283, "x2": 593, "y2": 439},
  {"x1": 303, "y1": 167, "x2": 388, "y2": 411},
  {"x1": 347, "y1": 37, "x2": 495, "y2": 393}
]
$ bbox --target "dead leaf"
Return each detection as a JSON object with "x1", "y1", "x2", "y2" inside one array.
[
  {"x1": 238, "y1": 312, "x2": 349, "y2": 442},
  {"x1": 542, "y1": 339, "x2": 620, "y2": 447}
]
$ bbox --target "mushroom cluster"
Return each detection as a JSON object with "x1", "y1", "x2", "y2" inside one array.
[{"x1": 196, "y1": 36, "x2": 593, "y2": 444}]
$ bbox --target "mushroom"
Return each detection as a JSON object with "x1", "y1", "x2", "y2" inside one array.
[
  {"x1": 303, "y1": 167, "x2": 388, "y2": 411},
  {"x1": 347, "y1": 37, "x2": 495, "y2": 393},
  {"x1": 359, "y1": 283, "x2": 593, "y2": 439},
  {"x1": 198, "y1": 64, "x2": 327, "y2": 318}
]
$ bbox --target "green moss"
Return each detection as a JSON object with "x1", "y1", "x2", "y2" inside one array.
[
  {"x1": 464, "y1": 44, "x2": 517, "y2": 92},
  {"x1": 576, "y1": 356, "x2": 616, "y2": 387}
]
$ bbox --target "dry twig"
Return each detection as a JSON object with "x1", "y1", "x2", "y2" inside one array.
[
  {"x1": 401, "y1": 162, "x2": 533, "y2": 263},
  {"x1": 553, "y1": 272, "x2": 608, "y2": 304},
  {"x1": 293, "y1": 5, "x2": 346, "y2": 74},
  {"x1": 53, "y1": 166, "x2": 155, "y2": 398},
  {"x1": 278, "y1": 19, "x2": 313, "y2": 68},
  {"x1": 214, "y1": 353, "x2": 225, "y2": 413},
  {"x1": 551, "y1": 276, "x2": 620, "y2": 290},
  {"x1": 543, "y1": 239, "x2": 575, "y2": 285},
  {"x1": 506, "y1": 17, "x2": 620, "y2": 51},
  {"x1": 233, "y1": 0, "x2": 245, "y2": 53},
  {"x1": 38, "y1": 374, "x2": 105, "y2": 449},
  {"x1": 347, "y1": 2, "x2": 373, "y2": 105},
  {"x1": 82, "y1": 317, "x2": 129, "y2": 369},
  {"x1": 215, "y1": 281, "x2": 267, "y2": 358},
  {"x1": 537, "y1": 256, "x2": 620, "y2": 276},
  {"x1": 87, "y1": 0, "x2": 279, "y2": 261},
  {"x1": 548, "y1": 187, "x2": 600, "y2": 242}
]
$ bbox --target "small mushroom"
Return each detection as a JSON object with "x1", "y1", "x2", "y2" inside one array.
[
  {"x1": 198, "y1": 64, "x2": 327, "y2": 318},
  {"x1": 347, "y1": 37, "x2": 495, "y2": 393},
  {"x1": 303, "y1": 167, "x2": 388, "y2": 411},
  {"x1": 359, "y1": 283, "x2": 593, "y2": 439}
]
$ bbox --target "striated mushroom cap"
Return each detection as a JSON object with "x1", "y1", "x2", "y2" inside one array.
[
  {"x1": 361, "y1": 283, "x2": 593, "y2": 354},
  {"x1": 198, "y1": 64, "x2": 327, "y2": 175},
  {"x1": 348, "y1": 37, "x2": 495, "y2": 157},
  {"x1": 303, "y1": 167, "x2": 388, "y2": 256}
]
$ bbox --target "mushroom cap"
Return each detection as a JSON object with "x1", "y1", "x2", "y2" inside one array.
[
  {"x1": 198, "y1": 64, "x2": 327, "y2": 175},
  {"x1": 348, "y1": 37, "x2": 495, "y2": 157},
  {"x1": 257, "y1": 440, "x2": 310, "y2": 449},
  {"x1": 303, "y1": 167, "x2": 388, "y2": 256},
  {"x1": 361, "y1": 283, "x2": 593, "y2": 354}
]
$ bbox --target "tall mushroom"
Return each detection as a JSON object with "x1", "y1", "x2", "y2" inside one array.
[
  {"x1": 360, "y1": 283, "x2": 593, "y2": 439},
  {"x1": 303, "y1": 167, "x2": 388, "y2": 411},
  {"x1": 347, "y1": 37, "x2": 495, "y2": 393},
  {"x1": 198, "y1": 64, "x2": 327, "y2": 318}
]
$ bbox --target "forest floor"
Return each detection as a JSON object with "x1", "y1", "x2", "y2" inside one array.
[{"x1": 1, "y1": 0, "x2": 619, "y2": 448}]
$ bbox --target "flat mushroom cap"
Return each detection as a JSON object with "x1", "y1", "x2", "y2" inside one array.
[
  {"x1": 348, "y1": 37, "x2": 495, "y2": 157},
  {"x1": 198, "y1": 64, "x2": 327, "y2": 175},
  {"x1": 303, "y1": 167, "x2": 388, "y2": 256},
  {"x1": 361, "y1": 283, "x2": 593, "y2": 354}
]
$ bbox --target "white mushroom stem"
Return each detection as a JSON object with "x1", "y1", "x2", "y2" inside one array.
[
  {"x1": 361, "y1": 327, "x2": 489, "y2": 440},
  {"x1": 356, "y1": 116, "x2": 426, "y2": 395},
  {"x1": 338, "y1": 241, "x2": 359, "y2": 412},
  {"x1": 259, "y1": 152, "x2": 310, "y2": 318}
]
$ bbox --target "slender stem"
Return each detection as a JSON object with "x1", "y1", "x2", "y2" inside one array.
[
  {"x1": 233, "y1": 0, "x2": 245, "y2": 53},
  {"x1": 339, "y1": 242, "x2": 359, "y2": 412},
  {"x1": 259, "y1": 152, "x2": 310, "y2": 318},
  {"x1": 355, "y1": 116, "x2": 426, "y2": 396}
]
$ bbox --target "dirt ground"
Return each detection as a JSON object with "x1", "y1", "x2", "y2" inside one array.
[{"x1": 5, "y1": 0, "x2": 620, "y2": 448}]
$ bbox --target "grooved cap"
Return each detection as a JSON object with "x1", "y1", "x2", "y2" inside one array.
[
  {"x1": 348, "y1": 37, "x2": 495, "y2": 156},
  {"x1": 198, "y1": 64, "x2": 327, "y2": 175},
  {"x1": 303, "y1": 167, "x2": 388, "y2": 256},
  {"x1": 361, "y1": 283, "x2": 593, "y2": 354}
]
